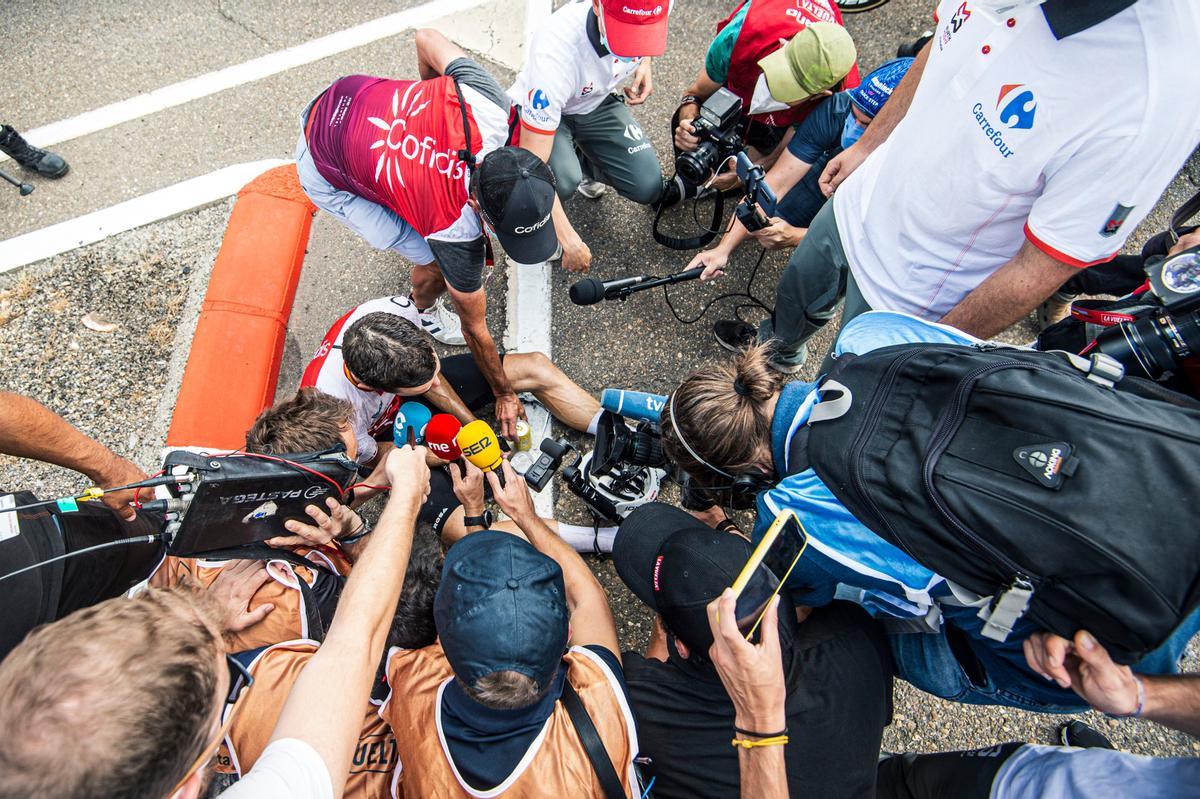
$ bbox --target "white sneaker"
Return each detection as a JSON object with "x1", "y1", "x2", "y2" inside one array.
[
  {"x1": 577, "y1": 179, "x2": 607, "y2": 199},
  {"x1": 418, "y1": 299, "x2": 466, "y2": 346}
]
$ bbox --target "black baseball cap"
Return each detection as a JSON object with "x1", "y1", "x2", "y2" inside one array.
[
  {"x1": 434, "y1": 530, "x2": 569, "y2": 693},
  {"x1": 613, "y1": 502, "x2": 778, "y2": 653},
  {"x1": 474, "y1": 147, "x2": 558, "y2": 265}
]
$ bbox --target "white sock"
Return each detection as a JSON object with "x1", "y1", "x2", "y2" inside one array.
[
  {"x1": 586, "y1": 410, "x2": 603, "y2": 437},
  {"x1": 557, "y1": 522, "x2": 618, "y2": 554}
]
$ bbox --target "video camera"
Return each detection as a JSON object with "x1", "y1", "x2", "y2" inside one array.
[
  {"x1": 732, "y1": 151, "x2": 778, "y2": 233},
  {"x1": 521, "y1": 390, "x2": 672, "y2": 524},
  {"x1": 676, "y1": 88, "x2": 744, "y2": 187}
]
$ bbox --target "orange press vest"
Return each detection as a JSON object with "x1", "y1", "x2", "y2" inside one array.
[
  {"x1": 380, "y1": 642, "x2": 639, "y2": 798},
  {"x1": 151, "y1": 546, "x2": 351, "y2": 652},
  {"x1": 215, "y1": 640, "x2": 400, "y2": 799}
]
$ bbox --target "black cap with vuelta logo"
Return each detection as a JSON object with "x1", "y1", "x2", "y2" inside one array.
[{"x1": 474, "y1": 147, "x2": 559, "y2": 265}]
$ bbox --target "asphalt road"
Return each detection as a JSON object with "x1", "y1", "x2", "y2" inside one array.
[{"x1": 1, "y1": 0, "x2": 1198, "y2": 765}]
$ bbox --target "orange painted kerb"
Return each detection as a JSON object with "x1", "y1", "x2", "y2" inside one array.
[{"x1": 166, "y1": 164, "x2": 316, "y2": 449}]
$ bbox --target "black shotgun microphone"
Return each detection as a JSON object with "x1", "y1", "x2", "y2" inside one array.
[{"x1": 569, "y1": 267, "x2": 706, "y2": 305}]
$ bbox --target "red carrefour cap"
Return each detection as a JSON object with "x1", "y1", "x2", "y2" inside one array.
[{"x1": 600, "y1": 0, "x2": 670, "y2": 58}]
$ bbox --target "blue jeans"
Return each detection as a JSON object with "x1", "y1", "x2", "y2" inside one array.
[{"x1": 888, "y1": 604, "x2": 1200, "y2": 713}]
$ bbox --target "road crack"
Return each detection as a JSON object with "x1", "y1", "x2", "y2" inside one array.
[{"x1": 215, "y1": 0, "x2": 272, "y2": 47}]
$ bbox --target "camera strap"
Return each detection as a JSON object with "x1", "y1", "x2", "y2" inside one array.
[
  {"x1": 1170, "y1": 186, "x2": 1200, "y2": 243},
  {"x1": 652, "y1": 176, "x2": 726, "y2": 250},
  {"x1": 561, "y1": 680, "x2": 627, "y2": 799}
]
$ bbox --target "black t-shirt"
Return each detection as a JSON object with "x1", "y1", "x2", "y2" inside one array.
[{"x1": 623, "y1": 602, "x2": 893, "y2": 799}]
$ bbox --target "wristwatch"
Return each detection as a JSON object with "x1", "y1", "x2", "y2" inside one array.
[{"x1": 462, "y1": 510, "x2": 494, "y2": 529}]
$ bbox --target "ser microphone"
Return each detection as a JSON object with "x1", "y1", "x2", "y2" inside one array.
[
  {"x1": 394, "y1": 402, "x2": 433, "y2": 447},
  {"x1": 457, "y1": 420, "x2": 504, "y2": 472},
  {"x1": 569, "y1": 267, "x2": 706, "y2": 306},
  {"x1": 425, "y1": 414, "x2": 463, "y2": 461}
]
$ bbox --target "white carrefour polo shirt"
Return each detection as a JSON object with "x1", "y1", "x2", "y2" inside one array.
[
  {"x1": 507, "y1": 0, "x2": 641, "y2": 135},
  {"x1": 834, "y1": 0, "x2": 1200, "y2": 320}
]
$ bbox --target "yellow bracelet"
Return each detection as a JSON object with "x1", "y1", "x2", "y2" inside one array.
[{"x1": 731, "y1": 735, "x2": 789, "y2": 749}]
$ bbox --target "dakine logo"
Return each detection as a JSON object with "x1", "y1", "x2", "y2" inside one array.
[
  {"x1": 996, "y1": 84, "x2": 1037, "y2": 130},
  {"x1": 514, "y1": 213, "x2": 552, "y2": 235},
  {"x1": 1013, "y1": 441, "x2": 1076, "y2": 489},
  {"x1": 367, "y1": 86, "x2": 470, "y2": 187}
]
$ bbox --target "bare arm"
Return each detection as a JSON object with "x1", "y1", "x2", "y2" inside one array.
[
  {"x1": 1025, "y1": 630, "x2": 1200, "y2": 739},
  {"x1": 265, "y1": 447, "x2": 430, "y2": 798},
  {"x1": 520, "y1": 128, "x2": 591, "y2": 273},
  {"x1": 415, "y1": 28, "x2": 467, "y2": 79},
  {"x1": 0, "y1": 391, "x2": 146, "y2": 520},
  {"x1": 707, "y1": 591, "x2": 788, "y2": 799},
  {"x1": 819, "y1": 40, "x2": 929, "y2": 197},
  {"x1": 938, "y1": 240, "x2": 1077, "y2": 338},
  {"x1": 448, "y1": 286, "x2": 524, "y2": 440},
  {"x1": 486, "y1": 461, "x2": 621, "y2": 659}
]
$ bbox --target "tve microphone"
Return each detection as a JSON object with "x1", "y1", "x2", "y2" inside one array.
[
  {"x1": 600, "y1": 389, "x2": 668, "y2": 423},
  {"x1": 425, "y1": 414, "x2": 463, "y2": 461},
  {"x1": 394, "y1": 402, "x2": 433, "y2": 447},
  {"x1": 457, "y1": 420, "x2": 504, "y2": 472},
  {"x1": 569, "y1": 267, "x2": 706, "y2": 306}
]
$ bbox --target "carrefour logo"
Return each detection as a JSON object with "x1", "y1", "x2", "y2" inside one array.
[
  {"x1": 996, "y1": 84, "x2": 1036, "y2": 130},
  {"x1": 528, "y1": 89, "x2": 550, "y2": 110}
]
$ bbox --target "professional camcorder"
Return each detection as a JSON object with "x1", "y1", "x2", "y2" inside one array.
[
  {"x1": 521, "y1": 390, "x2": 671, "y2": 524},
  {"x1": 675, "y1": 88, "x2": 744, "y2": 186}
]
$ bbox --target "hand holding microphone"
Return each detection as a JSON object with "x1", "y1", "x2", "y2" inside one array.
[
  {"x1": 394, "y1": 402, "x2": 433, "y2": 447},
  {"x1": 457, "y1": 420, "x2": 505, "y2": 479},
  {"x1": 569, "y1": 266, "x2": 706, "y2": 306}
]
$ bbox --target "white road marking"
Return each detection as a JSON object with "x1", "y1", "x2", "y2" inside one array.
[
  {"x1": 0, "y1": 0, "x2": 492, "y2": 163},
  {"x1": 0, "y1": 159, "x2": 287, "y2": 273},
  {"x1": 504, "y1": 0, "x2": 556, "y2": 518}
]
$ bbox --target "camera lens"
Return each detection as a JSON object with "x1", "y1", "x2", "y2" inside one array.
[
  {"x1": 1093, "y1": 297, "x2": 1200, "y2": 380},
  {"x1": 677, "y1": 141, "x2": 718, "y2": 186}
]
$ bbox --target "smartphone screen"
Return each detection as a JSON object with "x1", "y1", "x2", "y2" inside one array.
[{"x1": 728, "y1": 510, "x2": 809, "y2": 639}]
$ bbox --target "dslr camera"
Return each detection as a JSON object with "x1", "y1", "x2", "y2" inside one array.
[{"x1": 676, "y1": 88, "x2": 744, "y2": 186}]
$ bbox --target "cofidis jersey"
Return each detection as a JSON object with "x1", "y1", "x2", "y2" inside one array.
[{"x1": 306, "y1": 74, "x2": 509, "y2": 243}]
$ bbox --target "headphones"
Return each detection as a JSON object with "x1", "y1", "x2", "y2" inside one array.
[{"x1": 666, "y1": 393, "x2": 773, "y2": 510}]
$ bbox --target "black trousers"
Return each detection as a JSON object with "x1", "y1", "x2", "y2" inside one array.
[{"x1": 876, "y1": 743, "x2": 1025, "y2": 799}]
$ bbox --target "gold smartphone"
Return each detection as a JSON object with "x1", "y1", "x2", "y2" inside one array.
[{"x1": 726, "y1": 509, "x2": 809, "y2": 639}]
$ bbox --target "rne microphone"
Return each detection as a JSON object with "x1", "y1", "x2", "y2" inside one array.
[
  {"x1": 456, "y1": 420, "x2": 504, "y2": 472},
  {"x1": 600, "y1": 389, "x2": 668, "y2": 423},
  {"x1": 569, "y1": 267, "x2": 705, "y2": 306},
  {"x1": 425, "y1": 414, "x2": 463, "y2": 461},
  {"x1": 394, "y1": 402, "x2": 432, "y2": 447}
]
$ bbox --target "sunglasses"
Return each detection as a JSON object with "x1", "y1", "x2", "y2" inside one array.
[{"x1": 170, "y1": 653, "x2": 255, "y2": 795}]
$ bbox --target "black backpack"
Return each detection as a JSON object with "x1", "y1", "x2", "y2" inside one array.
[{"x1": 793, "y1": 343, "x2": 1200, "y2": 664}]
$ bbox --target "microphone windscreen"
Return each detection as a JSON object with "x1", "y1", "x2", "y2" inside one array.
[
  {"x1": 394, "y1": 402, "x2": 433, "y2": 447},
  {"x1": 456, "y1": 420, "x2": 504, "y2": 472},
  {"x1": 600, "y1": 389, "x2": 668, "y2": 423},
  {"x1": 425, "y1": 414, "x2": 463, "y2": 460},
  {"x1": 569, "y1": 278, "x2": 605, "y2": 306}
]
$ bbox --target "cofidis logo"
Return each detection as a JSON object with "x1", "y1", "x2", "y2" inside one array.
[{"x1": 970, "y1": 84, "x2": 1036, "y2": 159}]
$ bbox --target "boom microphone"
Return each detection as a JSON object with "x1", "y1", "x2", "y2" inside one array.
[
  {"x1": 569, "y1": 267, "x2": 705, "y2": 306},
  {"x1": 425, "y1": 414, "x2": 463, "y2": 461},
  {"x1": 457, "y1": 420, "x2": 504, "y2": 472},
  {"x1": 394, "y1": 402, "x2": 433, "y2": 447}
]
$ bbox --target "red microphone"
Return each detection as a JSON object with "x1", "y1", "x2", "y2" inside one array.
[{"x1": 424, "y1": 414, "x2": 463, "y2": 461}]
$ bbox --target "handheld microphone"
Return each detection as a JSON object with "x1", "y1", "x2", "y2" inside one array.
[
  {"x1": 569, "y1": 267, "x2": 706, "y2": 306},
  {"x1": 425, "y1": 414, "x2": 463, "y2": 461},
  {"x1": 456, "y1": 420, "x2": 504, "y2": 472},
  {"x1": 600, "y1": 389, "x2": 667, "y2": 423},
  {"x1": 394, "y1": 402, "x2": 433, "y2": 447}
]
